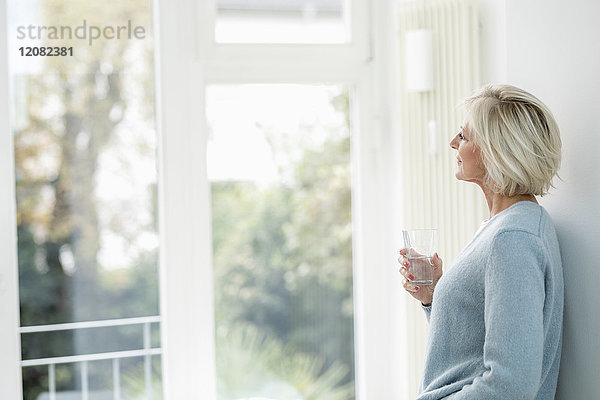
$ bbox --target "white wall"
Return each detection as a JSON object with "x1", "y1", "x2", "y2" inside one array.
[
  {"x1": 478, "y1": 0, "x2": 507, "y2": 84},
  {"x1": 486, "y1": 1, "x2": 600, "y2": 398},
  {"x1": 399, "y1": 2, "x2": 600, "y2": 397}
]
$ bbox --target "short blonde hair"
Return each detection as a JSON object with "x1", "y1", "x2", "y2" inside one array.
[{"x1": 464, "y1": 84, "x2": 562, "y2": 197}]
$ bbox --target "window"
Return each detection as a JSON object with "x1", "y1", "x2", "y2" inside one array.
[
  {"x1": 6, "y1": 0, "x2": 162, "y2": 399},
  {"x1": 215, "y1": 0, "x2": 349, "y2": 43},
  {"x1": 207, "y1": 84, "x2": 355, "y2": 398},
  {"x1": 3, "y1": 1, "x2": 409, "y2": 399}
]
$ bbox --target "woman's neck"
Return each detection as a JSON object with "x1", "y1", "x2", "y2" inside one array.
[{"x1": 480, "y1": 186, "x2": 538, "y2": 220}]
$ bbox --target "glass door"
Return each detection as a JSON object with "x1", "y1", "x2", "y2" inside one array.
[
  {"x1": 206, "y1": 84, "x2": 356, "y2": 400},
  {"x1": 7, "y1": 1, "x2": 163, "y2": 398}
]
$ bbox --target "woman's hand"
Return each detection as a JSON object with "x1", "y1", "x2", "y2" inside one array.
[{"x1": 398, "y1": 249, "x2": 443, "y2": 306}]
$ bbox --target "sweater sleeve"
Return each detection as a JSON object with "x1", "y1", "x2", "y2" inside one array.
[{"x1": 445, "y1": 230, "x2": 546, "y2": 399}]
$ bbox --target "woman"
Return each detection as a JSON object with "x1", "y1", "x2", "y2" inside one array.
[{"x1": 398, "y1": 84, "x2": 563, "y2": 399}]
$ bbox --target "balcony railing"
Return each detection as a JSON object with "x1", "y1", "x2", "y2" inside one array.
[{"x1": 19, "y1": 316, "x2": 161, "y2": 400}]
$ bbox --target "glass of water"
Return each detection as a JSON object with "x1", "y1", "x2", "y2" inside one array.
[{"x1": 402, "y1": 229, "x2": 437, "y2": 285}]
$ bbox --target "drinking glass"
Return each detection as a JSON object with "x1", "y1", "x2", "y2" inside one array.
[{"x1": 402, "y1": 229, "x2": 437, "y2": 285}]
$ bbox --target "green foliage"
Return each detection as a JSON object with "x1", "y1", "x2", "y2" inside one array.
[
  {"x1": 120, "y1": 357, "x2": 164, "y2": 400},
  {"x1": 13, "y1": 0, "x2": 156, "y2": 398},
  {"x1": 13, "y1": 0, "x2": 356, "y2": 396},
  {"x1": 212, "y1": 89, "x2": 355, "y2": 399},
  {"x1": 216, "y1": 324, "x2": 354, "y2": 400}
]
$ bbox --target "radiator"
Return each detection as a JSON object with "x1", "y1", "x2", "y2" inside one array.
[{"x1": 396, "y1": 0, "x2": 488, "y2": 397}]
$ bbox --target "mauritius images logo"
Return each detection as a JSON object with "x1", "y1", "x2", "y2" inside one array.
[{"x1": 16, "y1": 20, "x2": 146, "y2": 46}]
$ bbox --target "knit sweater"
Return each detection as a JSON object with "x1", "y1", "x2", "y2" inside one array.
[{"x1": 418, "y1": 201, "x2": 563, "y2": 400}]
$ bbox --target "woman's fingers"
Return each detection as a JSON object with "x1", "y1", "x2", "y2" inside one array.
[
  {"x1": 398, "y1": 252, "x2": 408, "y2": 265},
  {"x1": 399, "y1": 248, "x2": 424, "y2": 295},
  {"x1": 432, "y1": 252, "x2": 443, "y2": 268},
  {"x1": 398, "y1": 255, "x2": 411, "y2": 277},
  {"x1": 431, "y1": 253, "x2": 443, "y2": 280},
  {"x1": 398, "y1": 256, "x2": 409, "y2": 269},
  {"x1": 402, "y1": 278, "x2": 419, "y2": 293},
  {"x1": 398, "y1": 265, "x2": 406, "y2": 277},
  {"x1": 398, "y1": 266, "x2": 415, "y2": 281}
]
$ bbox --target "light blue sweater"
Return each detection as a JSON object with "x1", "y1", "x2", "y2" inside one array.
[{"x1": 418, "y1": 201, "x2": 563, "y2": 400}]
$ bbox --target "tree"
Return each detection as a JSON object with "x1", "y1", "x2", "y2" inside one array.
[
  {"x1": 211, "y1": 89, "x2": 355, "y2": 399},
  {"x1": 13, "y1": 1, "x2": 158, "y2": 398}
]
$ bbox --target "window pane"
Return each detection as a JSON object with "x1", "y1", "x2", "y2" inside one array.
[
  {"x1": 7, "y1": 1, "x2": 162, "y2": 399},
  {"x1": 207, "y1": 84, "x2": 355, "y2": 400},
  {"x1": 215, "y1": 0, "x2": 349, "y2": 43}
]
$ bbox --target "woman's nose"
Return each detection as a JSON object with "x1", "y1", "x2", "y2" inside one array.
[{"x1": 449, "y1": 135, "x2": 458, "y2": 149}]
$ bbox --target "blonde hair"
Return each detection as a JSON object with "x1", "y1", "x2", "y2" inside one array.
[{"x1": 464, "y1": 84, "x2": 562, "y2": 197}]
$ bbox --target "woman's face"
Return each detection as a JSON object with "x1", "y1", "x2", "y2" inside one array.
[{"x1": 449, "y1": 121, "x2": 486, "y2": 185}]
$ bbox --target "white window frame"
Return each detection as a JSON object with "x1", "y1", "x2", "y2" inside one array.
[
  {"x1": 1, "y1": 0, "x2": 411, "y2": 398},
  {"x1": 0, "y1": 1, "x2": 24, "y2": 397},
  {"x1": 156, "y1": 0, "x2": 410, "y2": 399}
]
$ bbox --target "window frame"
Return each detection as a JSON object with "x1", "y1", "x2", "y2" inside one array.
[
  {"x1": 156, "y1": 0, "x2": 409, "y2": 399},
  {"x1": 1, "y1": 0, "x2": 411, "y2": 398},
  {"x1": 0, "y1": 1, "x2": 23, "y2": 397}
]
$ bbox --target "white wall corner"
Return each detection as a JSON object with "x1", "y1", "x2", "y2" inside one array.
[
  {"x1": 504, "y1": 1, "x2": 600, "y2": 399},
  {"x1": 478, "y1": 0, "x2": 507, "y2": 85}
]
